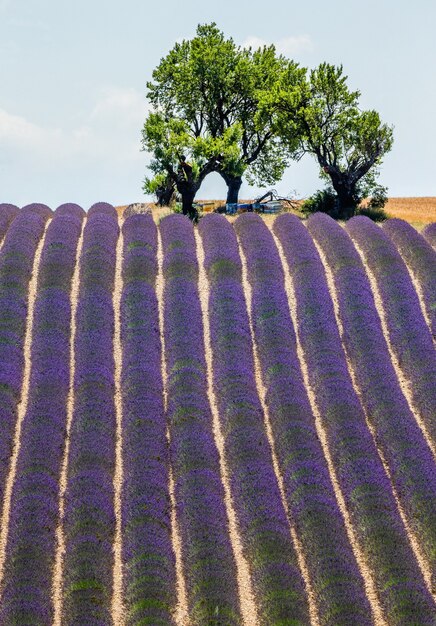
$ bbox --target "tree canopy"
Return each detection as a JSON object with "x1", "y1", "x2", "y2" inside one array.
[
  {"x1": 142, "y1": 25, "x2": 393, "y2": 221},
  {"x1": 262, "y1": 63, "x2": 394, "y2": 218},
  {"x1": 143, "y1": 23, "x2": 305, "y2": 211}
]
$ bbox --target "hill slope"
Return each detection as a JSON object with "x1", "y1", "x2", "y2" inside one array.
[{"x1": 0, "y1": 202, "x2": 434, "y2": 625}]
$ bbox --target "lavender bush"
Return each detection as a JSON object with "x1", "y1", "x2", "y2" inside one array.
[
  {"x1": 308, "y1": 211, "x2": 436, "y2": 596},
  {"x1": 62, "y1": 208, "x2": 118, "y2": 625},
  {"x1": 346, "y1": 216, "x2": 436, "y2": 449},
  {"x1": 121, "y1": 214, "x2": 177, "y2": 625},
  {"x1": 56, "y1": 203, "x2": 86, "y2": 220},
  {"x1": 0, "y1": 211, "x2": 46, "y2": 506},
  {"x1": 160, "y1": 214, "x2": 241, "y2": 625},
  {"x1": 0, "y1": 204, "x2": 19, "y2": 241},
  {"x1": 0, "y1": 213, "x2": 82, "y2": 623},
  {"x1": 382, "y1": 218, "x2": 436, "y2": 338},
  {"x1": 88, "y1": 202, "x2": 118, "y2": 218},
  {"x1": 199, "y1": 213, "x2": 310, "y2": 625},
  {"x1": 421, "y1": 222, "x2": 436, "y2": 248},
  {"x1": 274, "y1": 213, "x2": 435, "y2": 624},
  {"x1": 21, "y1": 203, "x2": 52, "y2": 221},
  {"x1": 235, "y1": 212, "x2": 372, "y2": 625}
]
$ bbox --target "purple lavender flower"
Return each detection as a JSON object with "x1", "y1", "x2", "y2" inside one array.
[
  {"x1": 308, "y1": 211, "x2": 436, "y2": 597},
  {"x1": 21, "y1": 203, "x2": 52, "y2": 221},
  {"x1": 235, "y1": 212, "x2": 372, "y2": 625},
  {"x1": 346, "y1": 216, "x2": 436, "y2": 450},
  {"x1": 160, "y1": 214, "x2": 242, "y2": 625},
  {"x1": 56, "y1": 203, "x2": 86, "y2": 220},
  {"x1": 274, "y1": 212, "x2": 435, "y2": 624},
  {"x1": 0, "y1": 214, "x2": 82, "y2": 624},
  {"x1": 383, "y1": 218, "x2": 436, "y2": 338},
  {"x1": 0, "y1": 211, "x2": 46, "y2": 508},
  {"x1": 121, "y1": 213, "x2": 177, "y2": 625},
  {"x1": 0, "y1": 204, "x2": 19, "y2": 241},
  {"x1": 199, "y1": 213, "x2": 310, "y2": 624},
  {"x1": 62, "y1": 211, "x2": 118, "y2": 625},
  {"x1": 421, "y1": 222, "x2": 436, "y2": 248},
  {"x1": 88, "y1": 202, "x2": 118, "y2": 218}
]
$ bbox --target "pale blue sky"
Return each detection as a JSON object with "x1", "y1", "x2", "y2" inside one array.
[{"x1": 1, "y1": 0, "x2": 435, "y2": 207}]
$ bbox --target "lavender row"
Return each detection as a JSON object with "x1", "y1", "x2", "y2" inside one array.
[
  {"x1": 0, "y1": 212, "x2": 83, "y2": 623},
  {"x1": 421, "y1": 222, "x2": 436, "y2": 248},
  {"x1": 0, "y1": 204, "x2": 19, "y2": 242},
  {"x1": 160, "y1": 214, "x2": 241, "y2": 625},
  {"x1": 120, "y1": 214, "x2": 176, "y2": 625},
  {"x1": 273, "y1": 213, "x2": 435, "y2": 625},
  {"x1": 346, "y1": 216, "x2": 436, "y2": 449},
  {"x1": 382, "y1": 218, "x2": 436, "y2": 338},
  {"x1": 234, "y1": 213, "x2": 372, "y2": 625},
  {"x1": 0, "y1": 210, "x2": 47, "y2": 506},
  {"x1": 199, "y1": 213, "x2": 310, "y2": 625},
  {"x1": 308, "y1": 212, "x2": 436, "y2": 595},
  {"x1": 62, "y1": 206, "x2": 118, "y2": 625}
]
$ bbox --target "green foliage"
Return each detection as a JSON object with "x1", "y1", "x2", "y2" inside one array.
[
  {"x1": 145, "y1": 23, "x2": 305, "y2": 192},
  {"x1": 301, "y1": 188, "x2": 338, "y2": 217},
  {"x1": 264, "y1": 62, "x2": 394, "y2": 219},
  {"x1": 356, "y1": 205, "x2": 388, "y2": 222}
]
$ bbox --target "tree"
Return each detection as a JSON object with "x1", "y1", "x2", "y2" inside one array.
[
  {"x1": 265, "y1": 63, "x2": 394, "y2": 219},
  {"x1": 146, "y1": 23, "x2": 304, "y2": 205},
  {"x1": 142, "y1": 112, "x2": 240, "y2": 219}
]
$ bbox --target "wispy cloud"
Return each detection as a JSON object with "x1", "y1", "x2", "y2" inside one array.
[
  {"x1": 0, "y1": 86, "x2": 148, "y2": 166},
  {"x1": 242, "y1": 34, "x2": 313, "y2": 56}
]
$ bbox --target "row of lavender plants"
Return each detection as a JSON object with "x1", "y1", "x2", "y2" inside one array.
[
  {"x1": 0, "y1": 204, "x2": 19, "y2": 242},
  {"x1": 421, "y1": 222, "x2": 436, "y2": 248},
  {"x1": 198, "y1": 213, "x2": 310, "y2": 624},
  {"x1": 307, "y1": 212, "x2": 436, "y2": 599},
  {"x1": 346, "y1": 216, "x2": 436, "y2": 449},
  {"x1": 273, "y1": 213, "x2": 435, "y2": 624},
  {"x1": 120, "y1": 214, "x2": 176, "y2": 625},
  {"x1": 382, "y1": 218, "x2": 436, "y2": 338},
  {"x1": 0, "y1": 208, "x2": 47, "y2": 507},
  {"x1": 160, "y1": 214, "x2": 241, "y2": 625},
  {"x1": 0, "y1": 208, "x2": 83, "y2": 623},
  {"x1": 234, "y1": 213, "x2": 372, "y2": 625},
  {"x1": 61, "y1": 203, "x2": 118, "y2": 624}
]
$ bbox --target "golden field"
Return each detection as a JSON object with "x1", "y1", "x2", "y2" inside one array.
[{"x1": 116, "y1": 197, "x2": 436, "y2": 229}]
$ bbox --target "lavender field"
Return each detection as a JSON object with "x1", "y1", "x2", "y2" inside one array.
[{"x1": 0, "y1": 201, "x2": 434, "y2": 625}]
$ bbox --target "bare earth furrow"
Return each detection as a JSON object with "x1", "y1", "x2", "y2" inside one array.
[
  {"x1": 61, "y1": 203, "x2": 118, "y2": 624},
  {"x1": 0, "y1": 212, "x2": 83, "y2": 623},
  {"x1": 307, "y1": 212, "x2": 436, "y2": 600},
  {"x1": 273, "y1": 213, "x2": 436, "y2": 624},
  {"x1": 199, "y1": 214, "x2": 310, "y2": 624},
  {"x1": 161, "y1": 215, "x2": 242, "y2": 624},
  {"x1": 112, "y1": 216, "x2": 125, "y2": 624},
  {"x1": 121, "y1": 214, "x2": 177, "y2": 625},
  {"x1": 236, "y1": 212, "x2": 372, "y2": 626},
  {"x1": 346, "y1": 216, "x2": 436, "y2": 454}
]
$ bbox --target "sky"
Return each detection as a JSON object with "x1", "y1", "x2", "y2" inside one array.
[{"x1": 1, "y1": 0, "x2": 435, "y2": 208}]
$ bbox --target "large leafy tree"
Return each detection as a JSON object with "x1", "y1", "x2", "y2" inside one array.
[
  {"x1": 264, "y1": 63, "x2": 394, "y2": 219},
  {"x1": 145, "y1": 23, "x2": 304, "y2": 206}
]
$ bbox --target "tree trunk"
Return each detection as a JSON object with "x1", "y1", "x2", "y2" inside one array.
[
  {"x1": 220, "y1": 172, "x2": 243, "y2": 205},
  {"x1": 176, "y1": 181, "x2": 198, "y2": 221},
  {"x1": 328, "y1": 173, "x2": 357, "y2": 220},
  {"x1": 156, "y1": 177, "x2": 175, "y2": 207}
]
